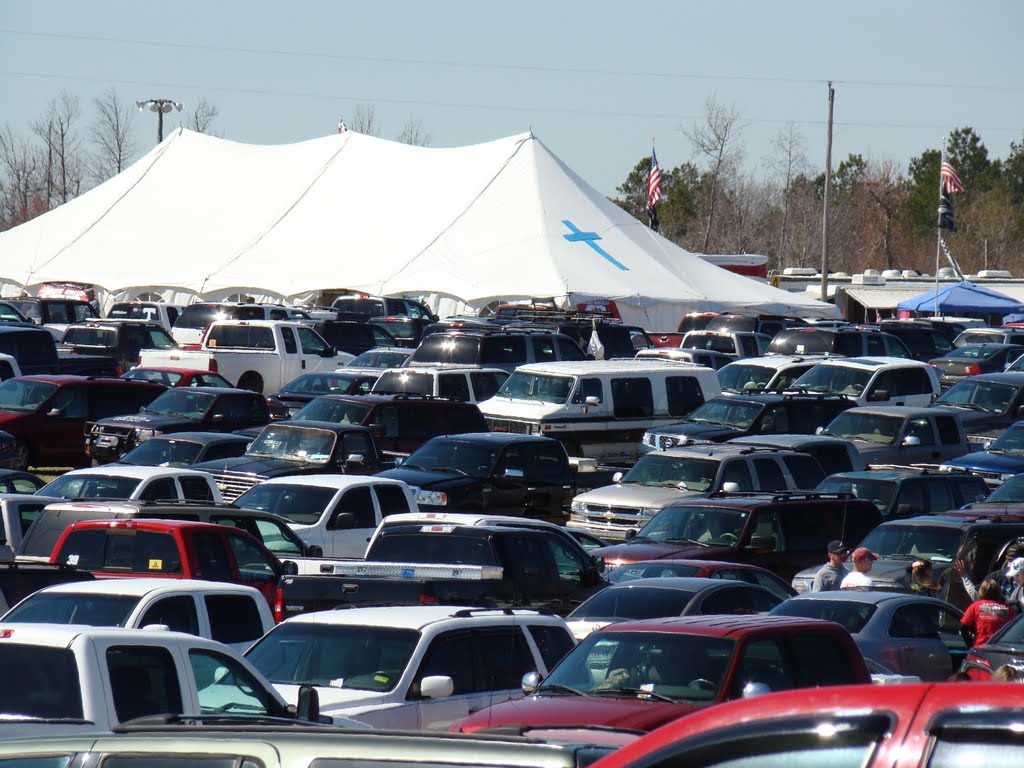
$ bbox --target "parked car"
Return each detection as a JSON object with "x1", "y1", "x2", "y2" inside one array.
[
  {"x1": 37, "y1": 465, "x2": 222, "y2": 503},
  {"x1": 170, "y1": 301, "x2": 312, "y2": 346},
  {"x1": 345, "y1": 347, "x2": 413, "y2": 370},
  {"x1": 767, "y1": 326, "x2": 911, "y2": 357},
  {"x1": 265, "y1": 371, "x2": 380, "y2": 420},
  {"x1": 7, "y1": 296, "x2": 98, "y2": 340},
  {"x1": 373, "y1": 366, "x2": 509, "y2": 403},
  {"x1": 1, "y1": 578, "x2": 275, "y2": 652},
  {"x1": 604, "y1": 559, "x2": 795, "y2": 600},
  {"x1": 565, "y1": 577, "x2": 785, "y2": 640},
  {"x1": 0, "y1": 375, "x2": 165, "y2": 470},
  {"x1": 963, "y1": 472, "x2": 1024, "y2": 505},
  {"x1": 771, "y1": 591, "x2": 967, "y2": 680},
  {"x1": 930, "y1": 371, "x2": 1024, "y2": 446},
  {"x1": 678, "y1": 330, "x2": 770, "y2": 359},
  {"x1": 727, "y1": 433, "x2": 864, "y2": 474},
  {"x1": 451, "y1": 615, "x2": 870, "y2": 734},
  {"x1": 878, "y1": 320, "x2": 956, "y2": 362},
  {"x1": 703, "y1": 313, "x2": 807, "y2": 339},
  {"x1": 929, "y1": 343, "x2": 1024, "y2": 388},
  {"x1": 0, "y1": 325, "x2": 120, "y2": 377},
  {"x1": 953, "y1": 326, "x2": 1024, "y2": 347},
  {"x1": 961, "y1": 612, "x2": 1024, "y2": 679},
  {"x1": 106, "y1": 300, "x2": 185, "y2": 331},
  {"x1": 313, "y1": 319, "x2": 396, "y2": 356},
  {"x1": 114, "y1": 432, "x2": 253, "y2": 469},
  {"x1": 330, "y1": 293, "x2": 437, "y2": 322},
  {"x1": 819, "y1": 405, "x2": 969, "y2": 465},
  {"x1": 86, "y1": 386, "x2": 270, "y2": 463},
  {"x1": 790, "y1": 357, "x2": 941, "y2": 407},
  {"x1": 816, "y1": 468, "x2": 989, "y2": 518},
  {"x1": 0, "y1": 468, "x2": 45, "y2": 493},
  {"x1": 940, "y1": 420, "x2": 1024, "y2": 485},
  {"x1": 120, "y1": 366, "x2": 234, "y2": 388},
  {"x1": 716, "y1": 354, "x2": 828, "y2": 393},
  {"x1": 367, "y1": 315, "x2": 432, "y2": 349},
  {"x1": 61, "y1": 320, "x2": 178, "y2": 371},
  {"x1": 408, "y1": 330, "x2": 587, "y2": 373}
]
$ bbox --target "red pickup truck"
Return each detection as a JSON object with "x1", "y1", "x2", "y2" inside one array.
[
  {"x1": 451, "y1": 614, "x2": 870, "y2": 734},
  {"x1": 49, "y1": 519, "x2": 282, "y2": 607}
]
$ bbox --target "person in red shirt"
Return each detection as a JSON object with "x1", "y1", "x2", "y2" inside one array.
[{"x1": 961, "y1": 578, "x2": 1013, "y2": 647}]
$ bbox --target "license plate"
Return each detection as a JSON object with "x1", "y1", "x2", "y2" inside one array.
[
  {"x1": 492, "y1": 424, "x2": 509, "y2": 432},
  {"x1": 95, "y1": 435, "x2": 119, "y2": 448}
]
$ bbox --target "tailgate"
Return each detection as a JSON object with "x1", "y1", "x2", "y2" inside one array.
[{"x1": 139, "y1": 349, "x2": 214, "y2": 369}]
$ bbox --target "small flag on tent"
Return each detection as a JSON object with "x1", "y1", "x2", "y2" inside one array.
[
  {"x1": 938, "y1": 194, "x2": 957, "y2": 232},
  {"x1": 939, "y1": 236, "x2": 965, "y2": 281},
  {"x1": 587, "y1": 320, "x2": 606, "y2": 360},
  {"x1": 941, "y1": 158, "x2": 964, "y2": 194},
  {"x1": 647, "y1": 147, "x2": 662, "y2": 233},
  {"x1": 338, "y1": 115, "x2": 347, "y2": 134}
]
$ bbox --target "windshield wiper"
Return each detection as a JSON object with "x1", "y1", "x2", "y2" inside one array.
[
  {"x1": 939, "y1": 401, "x2": 988, "y2": 412},
  {"x1": 428, "y1": 466, "x2": 468, "y2": 476},
  {"x1": 594, "y1": 687, "x2": 676, "y2": 703},
  {"x1": 537, "y1": 683, "x2": 589, "y2": 697},
  {"x1": 662, "y1": 536, "x2": 709, "y2": 547}
]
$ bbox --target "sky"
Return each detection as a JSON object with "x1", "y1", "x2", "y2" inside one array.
[{"x1": 1, "y1": 0, "x2": 1022, "y2": 198}]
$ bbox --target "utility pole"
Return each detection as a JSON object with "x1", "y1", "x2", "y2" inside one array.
[
  {"x1": 820, "y1": 82, "x2": 835, "y2": 303},
  {"x1": 136, "y1": 99, "x2": 183, "y2": 144}
]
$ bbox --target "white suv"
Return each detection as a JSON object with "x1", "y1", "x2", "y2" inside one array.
[
  {"x1": 372, "y1": 366, "x2": 509, "y2": 403},
  {"x1": 790, "y1": 357, "x2": 940, "y2": 407},
  {"x1": 717, "y1": 354, "x2": 832, "y2": 393}
]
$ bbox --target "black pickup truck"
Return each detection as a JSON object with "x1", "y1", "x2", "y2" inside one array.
[
  {"x1": 377, "y1": 433, "x2": 617, "y2": 523},
  {"x1": 277, "y1": 523, "x2": 607, "y2": 618},
  {"x1": 0, "y1": 325, "x2": 119, "y2": 376}
]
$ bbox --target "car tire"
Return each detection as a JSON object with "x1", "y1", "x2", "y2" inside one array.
[
  {"x1": 237, "y1": 373, "x2": 264, "y2": 394},
  {"x1": 12, "y1": 440, "x2": 30, "y2": 472}
]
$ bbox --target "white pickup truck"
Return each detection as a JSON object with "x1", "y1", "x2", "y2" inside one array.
[
  {"x1": 139, "y1": 320, "x2": 355, "y2": 394},
  {"x1": 0, "y1": 624, "x2": 329, "y2": 737}
]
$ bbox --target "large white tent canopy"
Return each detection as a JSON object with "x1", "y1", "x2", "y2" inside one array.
[{"x1": 0, "y1": 128, "x2": 837, "y2": 327}]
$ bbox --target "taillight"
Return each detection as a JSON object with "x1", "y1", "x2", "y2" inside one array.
[
  {"x1": 964, "y1": 363, "x2": 982, "y2": 376},
  {"x1": 272, "y1": 587, "x2": 284, "y2": 622},
  {"x1": 113, "y1": 364, "x2": 123, "y2": 376},
  {"x1": 135, "y1": 355, "x2": 142, "y2": 367},
  {"x1": 419, "y1": 591, "x2": 439, "y2": 605},
  {"x1": 180, "y1": 343, "x2": 202, "y2": 351},
  {"x1": 208, "y1": 358, "x2": 218, "y2": 373}
]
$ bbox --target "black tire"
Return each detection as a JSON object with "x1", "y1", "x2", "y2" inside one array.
[
  {"x1": 12, "y1": 440, "x2": 30, "y2": 472},
  {"x1": 237, "y1": 373, "x2": 264, "y2": 394}
]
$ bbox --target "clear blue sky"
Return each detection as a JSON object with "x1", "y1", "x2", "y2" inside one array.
[{"x1": 2, "y1": 0, "x2": 1021, "y2": 197}]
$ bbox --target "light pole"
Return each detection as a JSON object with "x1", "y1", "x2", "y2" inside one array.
[{"x1": 136, "y1": 98, "x2": 182, "y2": 143}]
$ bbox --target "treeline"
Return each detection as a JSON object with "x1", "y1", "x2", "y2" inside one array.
[{"x1": 614, "y1": 101, "x2": 1024, "y2": 277}]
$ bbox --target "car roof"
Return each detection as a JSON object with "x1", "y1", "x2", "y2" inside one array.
[
  {"x1": 143, "y1": 432, "x2": 252, "y2": 444},
  {"x1": 258, "y1": 474, "x2": 406, "y2": 490},
  {"x1": 379, "y1": 367, "x2": 508, "y2": 376},
  {"x1": 282, "y1": 605, "x2": 560, "y2": 631},
  {"x1": 953, "y1": 372, "x2": 1024, "y2": 384},
  {"x1": 817, "y1": 356, "x2": 927, "y2": 369},
  {"x1": 16, "y1": 375, "x2": 160, "y2": 386},
  {"x1": 601, "y1": 577, "x2": 744, "y2": 592},
  {"x1": 430, "y1": 432, "x2": 554, "y2": 445},
  {"x1": 314, "y1": 393, "x2": 473, "y2": 406},
  {"x1": 511, "y1": 361, "x2": 715, "y2": 376},
  {"x1": 260, "y1": 420, "x2": 371, "y2": 434},
  {"x1": 609, "y1": 559, "x2": 777, "y2": 573},
  {"x1": 724, "y1": 355, "x2": 831, "y2": 368},
  {"x1": 783, "y1": 590, "x2": 944, "y2": 606},
  {"x1": 729, "y1": 434, "x2": 852, "y2": 448},
  {"x1": 657, "y1": 443, "x2": 804, "y2": 458},
  {"x1": 66, "y1": 518, "x2": 237, "y2": 532},
  {"x1": 0, "y1": 623, "x2": 234, "y2": 649},
  {"x1": 152, "y1": 386, "x2": 244, "y2": 395},
  {"x1": 601, "y1": 614, "x2": 839, "y2": 636},
  {"x1": 843, "y1": 405, "x2": 940, "y2": 417},
  {"x1": 35, "y1": 578, "x2": 261, "y2": 598},
  {"x1": 661, "y1": 493, "x2": 872, "y2": 511},
  {"x1": 380, "y1": 511, "x2": 563, "y2": 531},
  {"x1": 709, "y1": 392, "x2": 849, "y2": 405},
  {"x1": 55, "y1": 465, "x2": 214, "y2": 480},
  {"x1": 827, "y1": 468, "x2": 937, "y2": 481}
]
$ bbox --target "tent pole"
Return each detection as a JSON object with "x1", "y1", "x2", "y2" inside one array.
[{"x1": 933, "y1": 136, "x2": 946, "y2": 318}]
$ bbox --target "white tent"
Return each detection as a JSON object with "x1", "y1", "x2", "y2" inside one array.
[{"x1": 0, "y1": 128, "x2": 837, "y2": 327}]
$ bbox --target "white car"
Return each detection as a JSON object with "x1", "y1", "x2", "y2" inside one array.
[
  {"x1": 790, "y1": 356, "x2": 940, "y2": 407},
  {"x1": 37, "y1": 466, "x2": 222, "y2": 504},
  {"x1": 1, "y1": 578, "x2": 274, "y2": 652}
]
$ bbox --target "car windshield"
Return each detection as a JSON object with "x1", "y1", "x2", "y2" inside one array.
[
  {"x1": 822, "y1": 411, "x2": 902, "y2": 444},
  {"x1": 0, "y1": 645, "x2": 84, "y2": 720},
  {"x1": 4, "y1": 593, "x2": 140, "y2": 626},
  {"x1": 982, "y1": 474, "x2": 1024, "y2": 503},
  {"x1": 682, "y1": 334, "x2": 736, "y2": 354},
  {"x1": 374, "y1": 371, "x2": 435, "y2": 396},
  {"x1": 246, "y1": 622, "x2": 419, "y2": 691},
  {"x1": 401, "y1": 438, "x2": 500, "y2": 479},
  {"x1": 989, "y1": 425, "x2": 1024, "y2": 455},
  {"x1": 292, "y1": 398, "x2": 371, "y2": 425},
  {"x1": 347, "y1": 350, "x2": 411, "y2": 369},
  {"x1": 234, "y1": 484, "x2": 337, "y2": 525},
  {"x1": 816, "y1": 476, "x2": 897, "y2": 515},
  {"x1": 635, "y1": 504, "x2": 749, "y2": 547},
  {"x1": 247, "y1": 425, "x2": 336, "y2": 464},
  {"x1": 119, "y1": 438, "x2": 204, "y2": 467},
  {"x1": 771, "y1": 599, "x2": 878, "y2": 634},
  {"x1": 496, "y1": 373, "x2": 575, "y2": 404},
  {"x1": 39, "y1": 474, "x2": 143, "y2": 499},
  {"x1": 0, "y1": 379, "x2": 58, "y2": 413},
  {"x1": 857, "y1": 523, "x2": 962, "y2": 563},
  {"x1": 282, "y1": 373, "x2": 371, "y2": 395},
  {"x1": 686, "y1": 399, "x2": 763, "y2": 429},
  {"x1": 621, "y1": 455, "x2": 720, "y2": 491},
  {"x1": 569, "y1": 586, "x2": 701, "y2": 622},
  {"x1": 606, "y1": 563, "x2": 702, "y2": 584},
  {"x1": 542, "y1": 630, "x2": 735, "y2": 701},
  {"x1": 717, "y1": 363, "x2": 774, "y2": 392},
  {"x1": 935, "y1": 379, "x2": 1017, "y2": 415},
  {"x1": 792, "y1": 365, "x2": 871, "y2": 397},
  {"x1": 63, "y1": 327, "x2": 116, "y2": 346},
  {"x1": 143, "y1": 389, "x2": 217, "y2": 419}
]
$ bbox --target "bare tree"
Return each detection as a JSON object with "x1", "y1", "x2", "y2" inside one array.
[
  {"x1": 683, "y1": 97, "x2": 745, "y2": 253},
  {"x1": 187, "y1": 98, "x2": 220, "y2": 135},
  {"x1": 89, "y1": 87, "x2": 136, "y2": 183},
  {"x1": 350, "y1": 104, "x2": 380, "y2": 136},
  {"x1": 396, "y1": 118, "x2": 431, "y2": 147},
  {"x1": 768, "y1": 123, "x2": 809, "y2": 266},
  {"x1": 0, "y1": 126, "x2": 47, "y2": 229},
  {"x1": 862, "y1": 158, "x2": 909, "y2": 271},
  {"x1": 31, "y1": 91, "x2": 84, "y2": 205}
]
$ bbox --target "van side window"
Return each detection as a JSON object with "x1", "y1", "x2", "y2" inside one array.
[
  {"x1": 470, "y1": 371, "x2": 507, "y2": 401},
  {"x1": 180, "y1": 476, "x2": 216, "y2": 502},
  {"x1": 783, "y1": 455, "x2": 826, "y2": 489},
  {"x1": 666, "y1": 376, "x2": 705, "y2": 417},
  {"x1": 571, "y1": 378, "x2": 603, "y2": 404},
  {"x1": 610, "y1": 378, "x2": 653, "y2": 418},
  {"x1": 753, "y1": 458, "x2": 787, "y2": 490},
  {"x1": 720, "y1": 460, "x2": 754, "y2": 491},
  {"x1": 438, "y1": 374, "x2": 471, "y2": 401},
  {"x1": 531, "y1": 336, "x2": 557, "y2": 362}
]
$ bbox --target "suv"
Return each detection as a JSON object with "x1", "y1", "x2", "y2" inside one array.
[
  {"x1": 941, "y1": 420, "x2": 1024, "y2": 485},
  {"x1": 768, "y1": 327, "x2": 911, "y2": 357},
  {"x1": 590, "y1": 492, "x2": 882, "y2": 582},
  {"x1": 7, "y1": 296, "x2": 98, "y2": 339},
  {"x1": 568, "y1": 445, "x2": 828, "y2": 541},
  {"x1": 728, "y1": 434, "x2": 863, "y2": 475},
  {"x1": 704, "y1": 314, "x2": 807, "y2": 338},
  {"x1": 408, "y1": 330, "x2": 587, "y2": 372},
  {"x1": 790, "y1": 357, "x2": 940, "y2": 407},
  {"x1": 790, "y1": 512, "x2": 1024, "y2": 608},
  {"x1": 816, "y1": 468, "x2": 989, "y2": 518},
  {"x1": 679, "y1": 331, "x2": 770, "y2": 359},
  {"x1": 106, "y1": 301, "x2": 185, "y2": 332},
  {"x1": 86, "y1": 386, "x2": 270, "y2": 462},
  {"x1": 716, "y1": 355, "x2": 830, "y2": 393},
  {"x1": 171, "y1": 302, "x2": 311, "y2": 346},
  {"x1": 878, "y1": 320, "x2": 955, "y2": 361},
  {"x1": 61, "y1": 320, "x2": 177, "y2": 371},
  {"x1": 312, "y1": 320, "x2": 395, "y2": 356},
  {"x1": 821, "y1": 405, "x2": 969, "y2": 465},
  {"x1": 0, "y1": 375, "x2": 166, "y2": 470},
  {"x1": 636, "y1": 347, "x2": 733, "y2": 370},
  {"x1": 954, "y1": 327, "x2": 1024, "y2": 347},
  {"x1": 329, "y1": 293, "x2": 437, "y2": 321},
  {"x1": 642, "y1": 392, "x2": 854, "y2": 450},
  {"x1": 373, "y1": 366, "x2": 508, "y2": 403}
]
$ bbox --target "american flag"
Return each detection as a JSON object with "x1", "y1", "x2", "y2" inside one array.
[
  {"x1": 647, "y1": 148, "x2": 663, "y2": 210},
  {"x1": 338, "y1": 115, "x2": 347, "y2": 134},
  {"x1": 941, "y1": 158, "x2": 964, "y2": 194}
]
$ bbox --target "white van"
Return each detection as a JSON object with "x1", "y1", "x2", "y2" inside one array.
[
  {"x1": 478, "y1": 360, "x2": 722, "y2": 463},
  {"x1": 371, "y1": 366, "x2": 509, "y2": 403},
  {"x1": 790, "y1": 357, "x2": 940, "y2": 407}
]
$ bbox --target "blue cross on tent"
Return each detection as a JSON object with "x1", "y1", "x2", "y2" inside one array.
[{"x1": 561, "y1": 220, "x2": 628, "y2": 271}]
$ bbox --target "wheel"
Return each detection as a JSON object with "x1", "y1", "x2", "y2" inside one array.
[
  {"x1": 12, "y1": 441, "x2": 29, "y2": 472},
  {"x1": 689, "y1": 678, "x2": 717, "y2": 692},
  {"x1": 237, "y1": 373, "x2": 264, "y2": 394}
]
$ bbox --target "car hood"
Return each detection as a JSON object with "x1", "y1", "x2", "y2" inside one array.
[
  {"x1": 593, "y1": 540, "x2": 732, "y2": 565},
  {"x1": 455, "y1": 694, "x2": 701, "y2": 733},
  {"x1": 377, "y1": 467, "x2": 483, "y2": 491},
  {"x1": 944, "y1": 451, "x2": 1024, "y2": 474},
  {"x1": 574, "y1": 485, "x2": 702, "y2": 507},
  {"x1": 191, "y1": 456, "x2": 321, "y2": 477},
  {"x1": 652, "y1": 423, "x2": 741, "y2": 442},
  {"x1": 930, "y1": 404, "x2": 1007, "y2": 431},
  {"x1": 96, "y1": 413, "x2": 198, "y2": 432},
  {"x1": 272, "y1": 683, "x2": 384, "y2": 713}
]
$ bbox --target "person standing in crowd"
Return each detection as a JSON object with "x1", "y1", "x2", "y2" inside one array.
[
  {"x1": 812, "y1": 540, "x2": 849, "y2": 592},
  {"x1": 961, "y1": 579, "x2": 1013, "y2": 648},
  {"x1": 955, "y1": 544, "x2": 1024, "y2": 603},
  {"x1": 841, "y1": 547, "x2": 878, "y2": 589},
  {"x1": 908, "y1": 559, "x2": 942, "y2": 598},
  {"x1": 1005, "y1": 557, "x2": 1024, "y2": 613}
]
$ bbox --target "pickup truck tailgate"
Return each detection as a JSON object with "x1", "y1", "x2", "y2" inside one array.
[{"x1": 314, "y1": 561, "x2": 504, "y2": 580}]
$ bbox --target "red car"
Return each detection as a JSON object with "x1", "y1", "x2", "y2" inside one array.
[
  {"x1": 121, "y1": 366, "x2": 235, "y2": 388},
  {"x1": 451, "y1": 615, "x2": 869, "y2": 734},
  {"x1": 588, "y1": 682, "x2": 1024, "y2": 768}
]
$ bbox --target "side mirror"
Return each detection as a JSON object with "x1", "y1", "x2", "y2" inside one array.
[
  {"x1": 393, "y1": 455, "x2": 404, "y2": 466},
  {"x1": 747, "y1": 535, "x2": 775, "y2": 550},
  {"x1": 902, "y1": 435, "x2": 922, "y2": 447},
  {"x1": 344, "y1": 453, "x2": 366, "y2": 467},
  {"x1": 320, "y1": 347, "x2": 335, "y2": 358},
  {"x1": 591, "y1": 555, "x2": 605, "y2": 572},
  {"x1": 867, "y1": 389, "x2": 889, "y2": 403},
  {"x1": 895, "y1": 504, "x2": 913, "y2": 518},
  {"x1": 368, "y1": 424, "x2": 386, "y2": 438},
  {"x1": 815, "y1": 426, "x2": 824, "y2": 435},
  {"x1": 305, "y1": 544, "x2": 323, "y2": 557},
  {"x1": 295, "y1": 684, "x2": 320, "y2": 722},
  {"x1": 280, "y1": 560, "x2": 299, "y2": 576},
  {"x1": 721, "y1": 481, "x2": 741, "y2": 494},
  {"x1": 585, "y1": 396, "x2": 601, "y2": 406},
  {"x1": 419, "y1": 675, "x2": 454, "y2": 699},
  {"x1": 1017, "y1": 405, "x2": 1024, "y2": 417},
  {"x1": 503, "y1": 467, "x2": 525, "y2": 479},
  {"x1": 625, "y1": 528, "x2": 638, "y2": 541},
  {"x1": 210, "y1": 414, "x2": 225, "y2": 423},
  {"x1": 612, "y1": 471, "x2": 623, "y2": 483},
  {"x1": 46, "y1": 408, "x2": 62, "y2": 417},
  {"x1": 982, "y1": 440, "x2": 993, "y2": 451},
  {"x1": 521, "y1": 671, "x2": 541, "y2": 695},
  {"x1": 327, "y1": 512, "x2": 356, "y2": 531},
  {"x1": 742, "y1": 681, "x2": 772, "y2": 699}
]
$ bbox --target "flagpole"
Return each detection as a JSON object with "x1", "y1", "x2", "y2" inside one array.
[{"x1": 934, "y1": 137, "x2": 946, "y2": 318}]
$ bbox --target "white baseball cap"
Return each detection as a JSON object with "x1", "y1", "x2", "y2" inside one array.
[{"x1": 1006, "y1": 557, "x2": 1024, "y2": 578}]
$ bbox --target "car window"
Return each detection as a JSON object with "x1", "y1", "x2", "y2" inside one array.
[
  {"x1": 936, "y1": 416, "x2": 961, "y2": 445},
  {"x1": 889, "y1": 602, "x2": 941, "y2": 639},
  {"x1": 700, "y1": 586, "x2": 758, "y2": 616},
  {"x1": 480, "y1": 336, "x2": 527, "y2": 365},
  {"x1": 338, "y1": 486, "x2": 377, "y2": 528},
  {"x1": 749, "y1": 509, "x2": 784, "y2": 551},
  {"x1": 531, "y1": 336, "x2": 557, "y2": 362},
  {"x1": 905, "y1": 417, "x2": 936, "y2": 445},
  {"x1": 189, "y1": 648, "x2": 274, "y2": 715},
  {"x1": 281, "y1": 326, "x2": 298, "y2": 354},
  {"x1": 225, "y1": 532, "x2": 277, "y2": 582},
  {"x1": 787, "y1": 634, "x2": 859, "y2": 686},
  {"x1": 374, "y1": 484, "x2": 411, "y2": 516},
  {"x1": 926, "y1": 480, "x2": 955, "y2": 515},
  {"x1": 571, "y1": 378, "x2": 603, "y2": 404},
  {"x1": 139, "y1": 595, "x2": 200, "y2": 635},
  {"x1": 50, "y1": 387, "x2": 88, "y2": 419},
  {"x1": 205, "y1": 594, "x2": 266, "y2": 646},
  {"x1": 297, "y1": 327, "x2": 330, "y2": 356},
  {"x1": 107, "y1": 645, "x2": 183, "y2": 722},
  {"x1": 782, "y1": 455, "x2": 825, "y2": 489},
  {"x1": 556, "y1": 336, "x2": 586, "y2": 361},
  {"x1": 611, "y1": 378, "x2": 654, "y2": 418},
  {"x1": 203, "y1": 441, "x2": 249, "y2": 462},
  {"x1": 731, "y1": 638, "x2": 794, "y2": 696},
  {"x1": 526, "y1": 625, "x2": 575, "y2": 671},
  {"x1": 753, "y1": 458, "x2": 787, "y2": 490},
  {"x1": 666, "y1": 375, "x2": 706, "y2": 417},
  {"x1": 543, "y1": 536, "x2": 590, "y2": 585},
  {"x1": 720, "y1": 460, "x2": 754, "y2": 492},
  {"x1": 193, "y1": 531, "x2": 233, "y2": 581},
  {"x1": 178, "y1": 476, "x2": 215, "y2": 502},
  {"x1": 343, "y1": 430, "x2": 372, "y2": 459},
  {"x1": 475, "y1": 627, "x2": 536, "y2": 690},
  {"x1": 739, "y1": 335, "x2": 758, "y2": 357},
  {"x1": 416, "y1": 631, "x2": 477, "y2": 695},
  {"x1": 140, "y1": 477, "x2": 178, "y2": 502},
  {"x1": 469, "y1": 371, "x2": 507, "y2": 401},
  {"x1": 438, "y1": 373, "x2": 471, "y2": 401}
]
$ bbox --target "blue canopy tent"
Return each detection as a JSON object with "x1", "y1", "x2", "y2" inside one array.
[{"x1": 896, "y1": 281, "x2": 1024, "y2": 315}]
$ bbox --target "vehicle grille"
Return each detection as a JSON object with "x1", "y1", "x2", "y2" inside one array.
[
  {"x1": 579, "y1": 504, "x2": 647, "y2": 528},
  {"x1": 485, "y1": 418, "x2": 534, "y2": 435},
  {"x1": 211, "y1": 471, "x2": 268, "y2": 502},
  {"x1": 657, "y1": 434, "x2": 682, "y2": 450},
  {"x1": 92, "y1": 424, "x2": 134, "y2": 439}
]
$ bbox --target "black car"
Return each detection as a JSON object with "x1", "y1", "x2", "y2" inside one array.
[
  {"x1": 767, "y1": 327, "x2": 911, "y2": 358},
  {"x1": 113, "y1": 432, "x2": 253, "y2": 468},
  {"x1": 815, "y1": 468, "x2": 989, "y2": 518},
  {"x1": 878, "y1": 321, "x2": 955, "y2": 362},
  {"x1": 367, "y1": 316, "x2": 432, "y2": 349},
  {"x1": 929, "y1": 343, "x2": 1024, "y2": 388},
  {"x1": 0, "y1": 468, "x2": 45, "y2": 493},
  {"x1": 931, "y1": 372, "x2": 1024, "y2": 443},
  {"x1": 265, "y1": 371, "x2": 381, "y2": 420},
  {"x1": 313, "y1": 320, "x2": 396, "y2": 356},
  {"x1": 642, "y1": 392, "x2": 854, "y2": 451},
  {"x1": 61, "y1": 321, "x2": 177, "y2": 371},
  {"x1": 86, "y1": 386, "x2": 270, "y2": 463}
]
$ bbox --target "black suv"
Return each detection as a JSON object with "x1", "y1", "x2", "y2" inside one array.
[
  {"x1": 86, "y1": 386, "x2": 270, "y2": 462},
  {"x1": 642, "y1": 392, "x2": 855, "y2": 451},
  {"x1": 61, "y1": 320, "x2": 177, "y2": 370},
  {"x1": 407, "y1": 330, "x2": 587, "y2": 372},
  {"x1": 704, "y1": 313, "x2": 808, "y2": 340},
  {"x1": 816, "y1": 467, "x2": 989, "y2": 519},
  {"x1": 312, "y1": 320, "x2": 396, "y2": 356},
  {"x1": 767, "y1": 327, "x2": 911, "y2": 358},
  {"x1": 330, "y1": 294, "x2": 437, "y2": 322},
  {"x1": 879, "y1": 320, "x2": 955, "y2": 362}
]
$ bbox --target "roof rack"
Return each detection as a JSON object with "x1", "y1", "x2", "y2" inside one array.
[{"x1": 706, "y1": 491, "x2": 857, "y2": 502}]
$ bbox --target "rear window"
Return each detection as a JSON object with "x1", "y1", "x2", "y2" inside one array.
[
  {"x1": 176, "y1": 304, "x2": 236, "y2": 329},
  {"x1": 56, "y1": 528, "x2": 183, "y2": 574},
  {"x1": 409, "y1": 335, "x2": 481, "y2": 365},
  {"x1": 0, "y1": 645, "x2": 84, "y2": 719},
  {"x1": 63, "y1": 326, "x2": 116, "y2": 347},
  {"x1": 768, "y1": 330, "x2": 834, "y2": 355},
  {"x1": 369, "y1": 533, "x2": 499, "y2": 565},
  {"x1": 772, "y1": 599, "x2": 877, "y2": 634},
  {"x1": 332, "y1": 297, "x2": 386, "y2": 315},
  {"x1": 374, "y1": 371, "x2": 434, "y2": 396},
  {"x1": 206, "y1": 325, "x2": 275, "y2": 350}
]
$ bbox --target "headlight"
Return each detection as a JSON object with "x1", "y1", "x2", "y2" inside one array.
[
  {"x1": 1001, "y1": 473, "x2": 1018, "y2": 482},
  {"x1": 134, "y1": 429, "x2": 159, "y2": 442},
  {"x1": 569, "y1": 513, "x2": 586, "y2": 522},
  {"x1": 416, "y1": 490, "x2": 448, "y2": 506},
  {"x1": 570, "y1": 500, "x2": 586, "y2": 513},
  {"x1": 642, "y1": 433, "x2": 655, "y2": 447},
  {"x1": 792, "y1": 579, "x2": 811, "y2": 594}
]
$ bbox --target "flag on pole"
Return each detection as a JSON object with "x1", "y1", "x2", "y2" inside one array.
[
  {"x1": 940, "y1": 158, "x2": 964, "y2": 194},
  {"x1": 338, "y1": 115, "x2": 347, "y2": 134},
  {"x1": 938, "y1": 195, "x2": 956, "y2": 232},
  {"x1": 647, "y1": 147, "x2": 662, "y2": 232},
  {"x1": 587, "y1": 319, "x2": 606, "y2": 360},
  {"x1": 939, "y1": 236, "x2": 965, "y2": 281}
]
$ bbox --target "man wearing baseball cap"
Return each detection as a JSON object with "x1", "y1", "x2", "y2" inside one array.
[
  {"x1": 812, "y1": 540, "x2": 849, "y2": 592},
  {"x1": 955, "y1": 543, "x2": 1024, "y2": 604},
  {"x1": 1006, "y1": 557, "x2": 1024, "y2": 613},
  {"x1": 841, "y1": 547, "x2": 878, "y2": 589}
]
